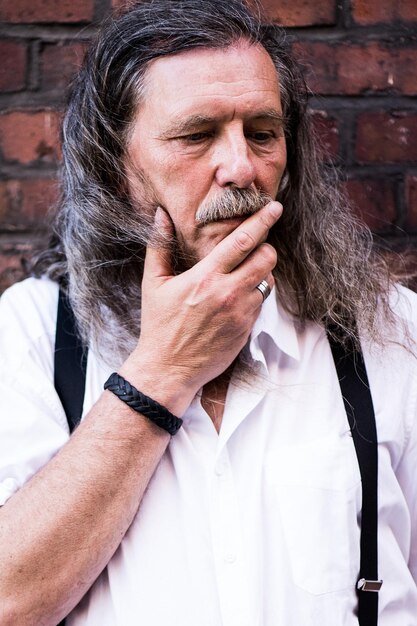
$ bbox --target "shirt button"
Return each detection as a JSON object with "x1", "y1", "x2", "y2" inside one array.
[
  {"x1": 224, "y1": 552, "x2": 236, "y2": 564},
  {"x1": 215, "y1": 461, "x2": 226, "y2": 476}
]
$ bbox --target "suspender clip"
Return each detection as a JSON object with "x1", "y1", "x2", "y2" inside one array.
[{"x1": 357, "y1": 578, "x2": 383, "y2": 592}]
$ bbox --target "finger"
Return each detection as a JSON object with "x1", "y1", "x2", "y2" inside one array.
[
  {"x1": 230, "y1": 241, "x2": 277, "y2": 289},
  {"x1": 205, "y1": 201, "x2": 282, "y2": 274},
  {"x1": 143, "y1": 207, "x2": 175, "y2": 280},
  {"x1": 253, "y1": 273, "x2": 275, "y2": 305}
]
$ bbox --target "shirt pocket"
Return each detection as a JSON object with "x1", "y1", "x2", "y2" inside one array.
[{"x1": 264, "y1": 434, "x2": 361, "y2": 596}]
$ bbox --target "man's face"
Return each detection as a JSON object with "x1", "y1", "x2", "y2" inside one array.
[{"x1": 126, "y1": 40, "x2": 287, "y2": 264}]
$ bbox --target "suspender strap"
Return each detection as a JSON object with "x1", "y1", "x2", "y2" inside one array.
[
  {"x1": 327, "y1": 331, "x2": 380, "y2": 626},
  {"x1": 54, "y1": 288, "x2": 88, "y2": 434},
  {"x1": 54, "y1": 288, "x2": 88, "y2": 626}
]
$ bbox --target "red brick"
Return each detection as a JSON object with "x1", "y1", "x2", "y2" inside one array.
[
  {"x1": 40, "y1": 42, "x2": 88, "y2": 91},
  {"x1": 0, "y1": 250, "x2": 27, "y2": 294},
  {"x1": 0, "y1": 178, "x2": 59, "y2": 229},
  {"x1": 352, "y1": 0, "x2": 417, "y2": 24},
  {"x1": 0, "y1": 40, "x2": 26, "y2": 93},
  {"x1": 257, "y1": 0, "x2": 336, "y2": 26},
  {"x1": 355, "y1": 112, "x2": 417, "y2": 163},
  {"x1": 0, "y1": 241, "x2": 43, "y2": 292},
  {"x1": 344, "y1": 178, "x2": 396, "y2": 232},
  {"x1": 0, "y1": 111, "x2": 61, "y2": 165},
  {"x1": 112, "y1": 0, "x2": 337, "y2": 24},
  {"x1": 111, "y1": 0, "x2": 130, "y2": 9},
  {"x1": 310, "y1": 110, "x2": 340, "y2": 159},
  {"x1": 405, "y1": 175, "x2": 417, "y2": 229},
  {"x1": 0, "y1": 239, "x2": 37, "y2": 293},
  {"x1": 293, "y1": 41, "x2": 417, "y2": 96},
  {"x1": 0, "y1": 0, "x2": 94, "y2": 23}
]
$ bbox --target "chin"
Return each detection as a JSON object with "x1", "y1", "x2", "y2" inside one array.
[{"x1": 175, "y1": 220, "x2": 245, "y2": 270}]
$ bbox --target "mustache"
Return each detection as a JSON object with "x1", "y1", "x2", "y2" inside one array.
[{"x1": 195, "y1": 188, "x2": 273, "y2": 226}]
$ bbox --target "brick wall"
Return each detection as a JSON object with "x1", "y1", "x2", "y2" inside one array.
[{"x1": 0, "y1": 0, "x2": 416, "y2": 292}]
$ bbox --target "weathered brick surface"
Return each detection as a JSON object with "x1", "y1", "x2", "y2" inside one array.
[
  {"x1": 406, "y1": 175, "x2": 417, "y2": 229},
  {"x1": 0, "y1": 40, "x2": 27, "y2": 93},
  {"x1": 344, "y1": 178, "x2": 397, "y2": 232},
  {"x1": 112, "y1": 0, "x2": 337, "y2": 24},
  {"x1": 111, "y1": 0, "x2": 130, "y2": 10},
  {"x1": 258, "y1": 0, "x2": 336, "y2": 27},
  {"x1": 356, "y1": 112, "x2": 417, "y2": 163},
  {"x1": 310, "y1": 110, "x2": 340, "y2": 159},
  {"x1": 352, "y1": 0, "x2": 417, "y2": 25},
  {"x1": 293, "y1": 41, "x2": 417, "y2": 96},
  {"x1": 40, "y1": 42, "x2": 88, "y2": 91},
  {"x1": 0, "y1": 0, "x2": 95, "y2": 23},
  {"x1": 0, "y1": 241, "x2": 35, "y2": 293},
  {"x1": 0, "y1": 111, "x2": 61, "y2": 165},
  {"x1": 0, "y1": 178, "x2": 59, "y2": 230}
]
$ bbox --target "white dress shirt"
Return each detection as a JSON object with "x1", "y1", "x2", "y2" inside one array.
[{"x1": 1, "y1": 276, "x2": 417, "y2": 625}]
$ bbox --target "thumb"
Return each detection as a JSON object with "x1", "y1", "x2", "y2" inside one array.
[{"x1": 143, "y1": 207, "x2": 175, "y2": 280}]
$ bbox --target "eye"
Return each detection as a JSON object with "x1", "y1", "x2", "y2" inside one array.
[
  {"x1": 180, "y1": 132, "x2": 212, "y2": 143},
  {"x1": 248, "y1": 131, "x2": 276, "y2": 143}
]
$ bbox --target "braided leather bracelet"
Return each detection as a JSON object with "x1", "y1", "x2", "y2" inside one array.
[{"x1": 104, "y1": 372, "x2": 183, "y2": 436}]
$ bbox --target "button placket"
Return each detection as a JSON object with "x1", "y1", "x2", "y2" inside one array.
[{"x1": 210, "y1": 448, "x2": 255, "y2": 626}]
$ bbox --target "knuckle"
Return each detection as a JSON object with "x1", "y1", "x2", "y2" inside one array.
[
  {"x1": 233, "y1": 230, "x2": 255, "y2": 254},
  {"x1": 196, "y1": 273, "x2": 213, "y2": 293},
  {"x1": 250, "y1": 243, "x2": 276, "y2": 272},
  {"x1": 260, "y1": 243, "x2": 278, "y2": 267},
  {"x1": 188, "y1": 273, "x2": 217, "y2": 306},
  {"x1": 218, "y1": 287, "x2": 238, "y2": 310}
]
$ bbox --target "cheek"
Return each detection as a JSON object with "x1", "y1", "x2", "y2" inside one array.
[
  {"x1": 158, "y1": 163, "x2": 212, "y2": 215},
  {"x1": 261, "y1": 162, "x2": 286, "y2": 196},
  {"x1": 151, "y1": 153, "x2": 194, "y2": 196},
  {"x1": 264, "y1": 147, "x2": 287, "y2": 193}
]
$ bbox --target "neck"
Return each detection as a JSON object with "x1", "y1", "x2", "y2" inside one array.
[{"x1": 201, "y1": 365, "x2": 234, "y2": 433}]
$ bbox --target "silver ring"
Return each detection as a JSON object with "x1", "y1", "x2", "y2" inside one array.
[{"x1": 256, "y1": 279, "x2": 271, "y2": 303}]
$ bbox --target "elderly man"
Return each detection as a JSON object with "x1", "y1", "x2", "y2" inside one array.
[{"x1": 0, "y1": 0, "x2": 416, "y2": 624}]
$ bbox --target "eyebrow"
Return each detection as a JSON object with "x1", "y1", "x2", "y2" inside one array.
[{"x1": 159, "y1": 109, "x2": 286, "y2": 139}]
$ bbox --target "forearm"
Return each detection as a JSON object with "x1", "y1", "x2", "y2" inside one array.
[{"x1": 0, "y1": 387, "x2": 172, "y2": 626}]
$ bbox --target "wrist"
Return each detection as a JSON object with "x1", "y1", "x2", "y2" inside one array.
[
  {"x1": 104, "y1": 373, "x2": 183, "y2": 435},
  {"x1": 119, "y1": 356, "x2": 198, "y2": 417}
]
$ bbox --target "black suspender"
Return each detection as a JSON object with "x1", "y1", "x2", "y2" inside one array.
[
  {"x1": 54, "y1": 288, "x2": 88, "y2": 434},
  {"x1": 328, "y1": 331, "x2": 381, "y2": 625},
  {"x1": 54, "y1": 289, "x2": 380, "y2": 625},
  {"x1": 54, "y1": 290, "x2": 88, "y2": 626}
]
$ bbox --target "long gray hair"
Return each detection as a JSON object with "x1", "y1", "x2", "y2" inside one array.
[{"x1": 33, "y1": 0, "x2": 402, "y2": 361}]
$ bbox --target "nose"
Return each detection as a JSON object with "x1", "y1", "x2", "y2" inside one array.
[{"x1": 214, "y1": 128, "x2": 256, "y2": 189}]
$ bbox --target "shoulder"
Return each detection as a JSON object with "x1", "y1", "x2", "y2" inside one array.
[
  {"x1": 0, "y1": 276, "x2": 59, "y2": 373},
  {"x1": 389, "y1": 284, "x2": 417, "y2": 332},
  {"x1": 363, "y1": 284, "x2": 417, "y2": 461},
  {"x1": 0, "y1": 277, "x2": 69, "y2": 505},
  {"x1": 1, "y1": 275, "x2": 59, "y2": 318},
  {"x1": 0, "y1": 275, "x2": 59, "y2": 331}
]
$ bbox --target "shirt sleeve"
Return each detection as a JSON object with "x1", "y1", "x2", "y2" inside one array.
[
  {"x1": 389, "y1": 287, "x2": 417, "y2": 583},
  {"x1": 396, "y1": 374, "x2": 417, "y2": 584},
  {"x1": 0, "y1": 278, "x2": 69, "y2": 505}
]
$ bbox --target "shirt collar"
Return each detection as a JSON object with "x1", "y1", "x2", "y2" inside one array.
[{"x1": 249, "y1": 286, "x2": 300, "y2": 363}]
